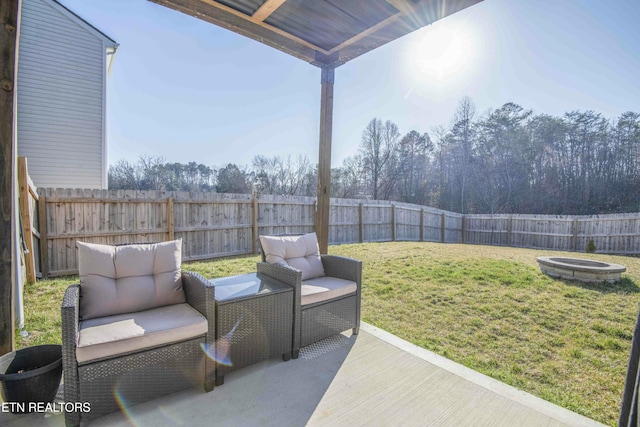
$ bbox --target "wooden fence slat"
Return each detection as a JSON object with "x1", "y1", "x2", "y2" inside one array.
[
  {"x1": 391, "y1": 205, "x2": 396, "y2": 242},
  {"x1": 167, "y1": 197, "x2": 174, "y2": 241},
  {"x1": 38, "y1": 195, "x2": 49, "y2": 278},
  {"x1": 359, "y1": 203, "x2": 364, "y2": 243},
  {"x1": 252, "y1": 196, "x2": 259, "y2": 254}
]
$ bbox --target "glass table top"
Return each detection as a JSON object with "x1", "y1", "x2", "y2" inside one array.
[{"x1": 211, "y1": 272, "x2": 290, "y2": 302}]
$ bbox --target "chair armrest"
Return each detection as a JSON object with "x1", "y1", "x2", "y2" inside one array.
[
  {"x1": 182, "y1": 271, "x2": 215, "y2": 328},
  {"x1": 61, "y1": 284, "x2": 80, "y2": 348},
  {"x1": 257, "y1": 262, "x2": 302, "y2": 356},
  {"x1": 61, "y1": 285, "x2": 80, "y2": 412},
  {"x1": 257, "y1": 262, "x2": 302, "y2": 289},
  {"x1": 321, "y1": 255, "x2": 362, "y2": 286},
  {"x1": 182, "y1": 271, "x2": 216, "y2": 390}
]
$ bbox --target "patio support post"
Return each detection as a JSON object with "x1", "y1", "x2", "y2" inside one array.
[
  {"x1": 316, "y1": 67, "x2": 334, "y2": 254},
  {"x1": 0, "y1": 0, "x2": 20, "y2": 354}
]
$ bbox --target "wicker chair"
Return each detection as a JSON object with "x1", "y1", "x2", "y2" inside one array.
[
  {"x1": 257, "y1": 233, "x2": 361, "y2": 358},
  {"x1": 61, "y1": 240, "x2": 215, "y2": 426}
]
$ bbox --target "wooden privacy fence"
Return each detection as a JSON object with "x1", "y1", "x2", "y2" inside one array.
[
  {"x1": 36, "y1": 189, "x2": 462, "y2": 277},
  {"x1": 465, "y1": 213, "x2": 640, "y2": 255},
  {"x1": 35, "y1": 188, "x2": 640, "y2": 277}
]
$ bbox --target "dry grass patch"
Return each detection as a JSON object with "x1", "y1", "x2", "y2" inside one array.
[{"x1": 19, "y1": 243, "x2": 639, "y2": 426}]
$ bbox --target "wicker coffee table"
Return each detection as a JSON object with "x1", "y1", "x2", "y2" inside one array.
[{"x1": 211, "y1": 272, "x2": 293, "y2": 385}]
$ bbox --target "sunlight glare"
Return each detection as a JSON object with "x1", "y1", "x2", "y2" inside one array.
[{"x1": 404, "y1": 20, "x2": 479, "y2": 98}]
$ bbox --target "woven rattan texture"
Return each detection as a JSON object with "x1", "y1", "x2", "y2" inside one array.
[
  {"x1": 301, "y1": 295, "x2": 357, "y2": 348},
  {"x1": 216, "y1": 289, "x2": 293, "y2": 379},
  {"x1": 257, "y1": 262, "x2": 302, "y2": 353},
  {"x1": 78, "y1": 339, "x2": 204, "y2": 421}
]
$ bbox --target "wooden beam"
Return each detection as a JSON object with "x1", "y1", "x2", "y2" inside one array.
[
  {"x1": 327, "y1": 13, "x2": 401, "y2": 55},
  {"x1": 150, "y1": 0, "x2": 319, "y2": 65},
  {"x1": 0, "y1": 0, "x2": 20, "y2": 355},
  {"x1": 315, "y1": 67, "x2": 334, "y2": 254},
  {"x1": 252, "y1": 0, "x2": 287, "y2": 22},
  {"x1": 203, "y1": 0, "x2": 331, "y2": 53},
  {"x1": 197, "y1": 0, "x2": 331, "y2": 54}
]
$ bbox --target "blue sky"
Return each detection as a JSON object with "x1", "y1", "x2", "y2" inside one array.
[{"x1": 57, "y1": 0, "x2": 640, "y2": 169}]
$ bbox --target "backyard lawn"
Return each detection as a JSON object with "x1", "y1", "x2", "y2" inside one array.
[{"x1": 19, "y1": 242, "x2": 640, "y2": 426}]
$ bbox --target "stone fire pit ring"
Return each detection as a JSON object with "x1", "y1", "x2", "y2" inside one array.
[{"x1": 537, "y1": 256, "x2": 626, "y2": 283}]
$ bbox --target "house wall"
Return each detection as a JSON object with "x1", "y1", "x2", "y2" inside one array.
[{"x1": 17, "y1": 0, "x2": 108, "y2": 189}]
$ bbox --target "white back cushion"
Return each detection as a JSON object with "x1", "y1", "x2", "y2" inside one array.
[
  {"x1": 77, "y1": 240, "x2": 185, "y2": 320},
  {"x1": 260, "y1": 233, "x2": 325, "y2": 280}
]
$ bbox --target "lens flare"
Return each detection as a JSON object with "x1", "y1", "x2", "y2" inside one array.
[
  {"x1": 113, "y1": 387, "x2": 142, "y2": 427},
  {"x1": 201, "y1": 317, "x2": 242, "y2": 366}
]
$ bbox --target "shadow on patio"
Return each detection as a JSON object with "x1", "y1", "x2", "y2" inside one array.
[{"x1": 1, "y1": 323, "x2": 605, "y2": 427}]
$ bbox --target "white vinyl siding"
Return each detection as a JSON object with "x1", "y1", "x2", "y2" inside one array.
[{"x1": 17, "y1": 0, "x2": 112, "y2": 189}]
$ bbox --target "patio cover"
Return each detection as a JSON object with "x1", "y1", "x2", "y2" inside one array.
[{"x1": 148, "y1": 0, "x2": 483, "y2": 253}]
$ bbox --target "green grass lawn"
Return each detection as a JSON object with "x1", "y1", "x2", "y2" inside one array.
[{"x1": 19, "y1": 242, "x2": 640, "y2": 426}]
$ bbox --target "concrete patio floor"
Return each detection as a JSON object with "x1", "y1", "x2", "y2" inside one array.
[{"x1": 1, "y1": 323, "x2": 606, "y2": 426}]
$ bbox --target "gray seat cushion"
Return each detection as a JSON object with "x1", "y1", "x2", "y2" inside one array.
[
  {"x1": 77, "y1": 240, "x2": 185, "y2": 320},
  {"x1": 301, "y1": 277, "x2": 357, "y2": 306},
  {"x1": 76, "y1": 303, "x2": 207, "y2": 364}
]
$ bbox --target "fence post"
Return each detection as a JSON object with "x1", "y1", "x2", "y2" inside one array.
[
  {"x1": 507, "y1": 215, "x2": 513, "y2": 247},
  {"x1": 252, "y1": 195, "x2": 259, "y2": 254},
  {"x1": 441, "y1": 212, "x2": 446, "y2": 243},
  {"x1": 391, "y1": 205, "x2": 396, "y2": 241},
  {"x1": 572, "y1": 218, "x2": 578, "y2": 252},
  {"x1": 18, "y1": 157, "x2": 35, "y2": 283},
  {"x1": 167, "y1": 197, "x2": 174, "y2": 241},
  {"x1": 359, "y1": 203, "x2": 364, "y2": 243},
  {"x1": 38, "y1": 195, "x2": 49, "y2": 279},
  {"x1": 420, "y1": 208, "x2": 424, "y2": 242},
  {"x1": 461, "y1": 215, "x2": 466, "y2": 244}
]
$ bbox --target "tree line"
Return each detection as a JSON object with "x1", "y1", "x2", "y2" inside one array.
[{"x1": 108, "y1": 98, "x2": 640, "y2": 215}]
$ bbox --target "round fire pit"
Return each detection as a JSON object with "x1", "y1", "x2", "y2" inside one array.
[{"x1": 537, "y1": 256, "x2": 626, "y2": 283}]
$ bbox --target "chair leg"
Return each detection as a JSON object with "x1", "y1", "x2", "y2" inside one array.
[
  {"x1": 292, "y1": 349, "x2": 300, "y2": 359},
  {"x1": 352, "y1": 326, "x2": 359, "y2": 335},
  {"x1": 215, "y1": 375, "x2": 225, "y2": 386},
  {"x1": 205, "y1": 379, "x2": 214, "y2": 392},
  {"x1": 282, "y1": 352, "x2": 291, "y2": 361},
  {"x1": 64, "y1": 412, "x2": 80, "y2": 427}
]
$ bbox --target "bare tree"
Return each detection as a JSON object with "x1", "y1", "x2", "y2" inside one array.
[
  {"x1": 216, "y1": 163, "x2": 250, "y2": 193},
  {"x1": 397, "y1": 130, "x2": 433, "y2": 204},
  {"x1": 138, "y1": 155, "x2": 168, "y2": 191},
  {"x1": 359, "y1": 118, "x2": 400, "y2": 200},
  {"x1": 332, "y1": 155, "x2": 363, "y2": 198},
  {"x1": 450, "y1": 97, "x2": 476, "y2": 213},
  {"x1": 108, "y1": 159, "x2": 143, "y2": 189}
]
